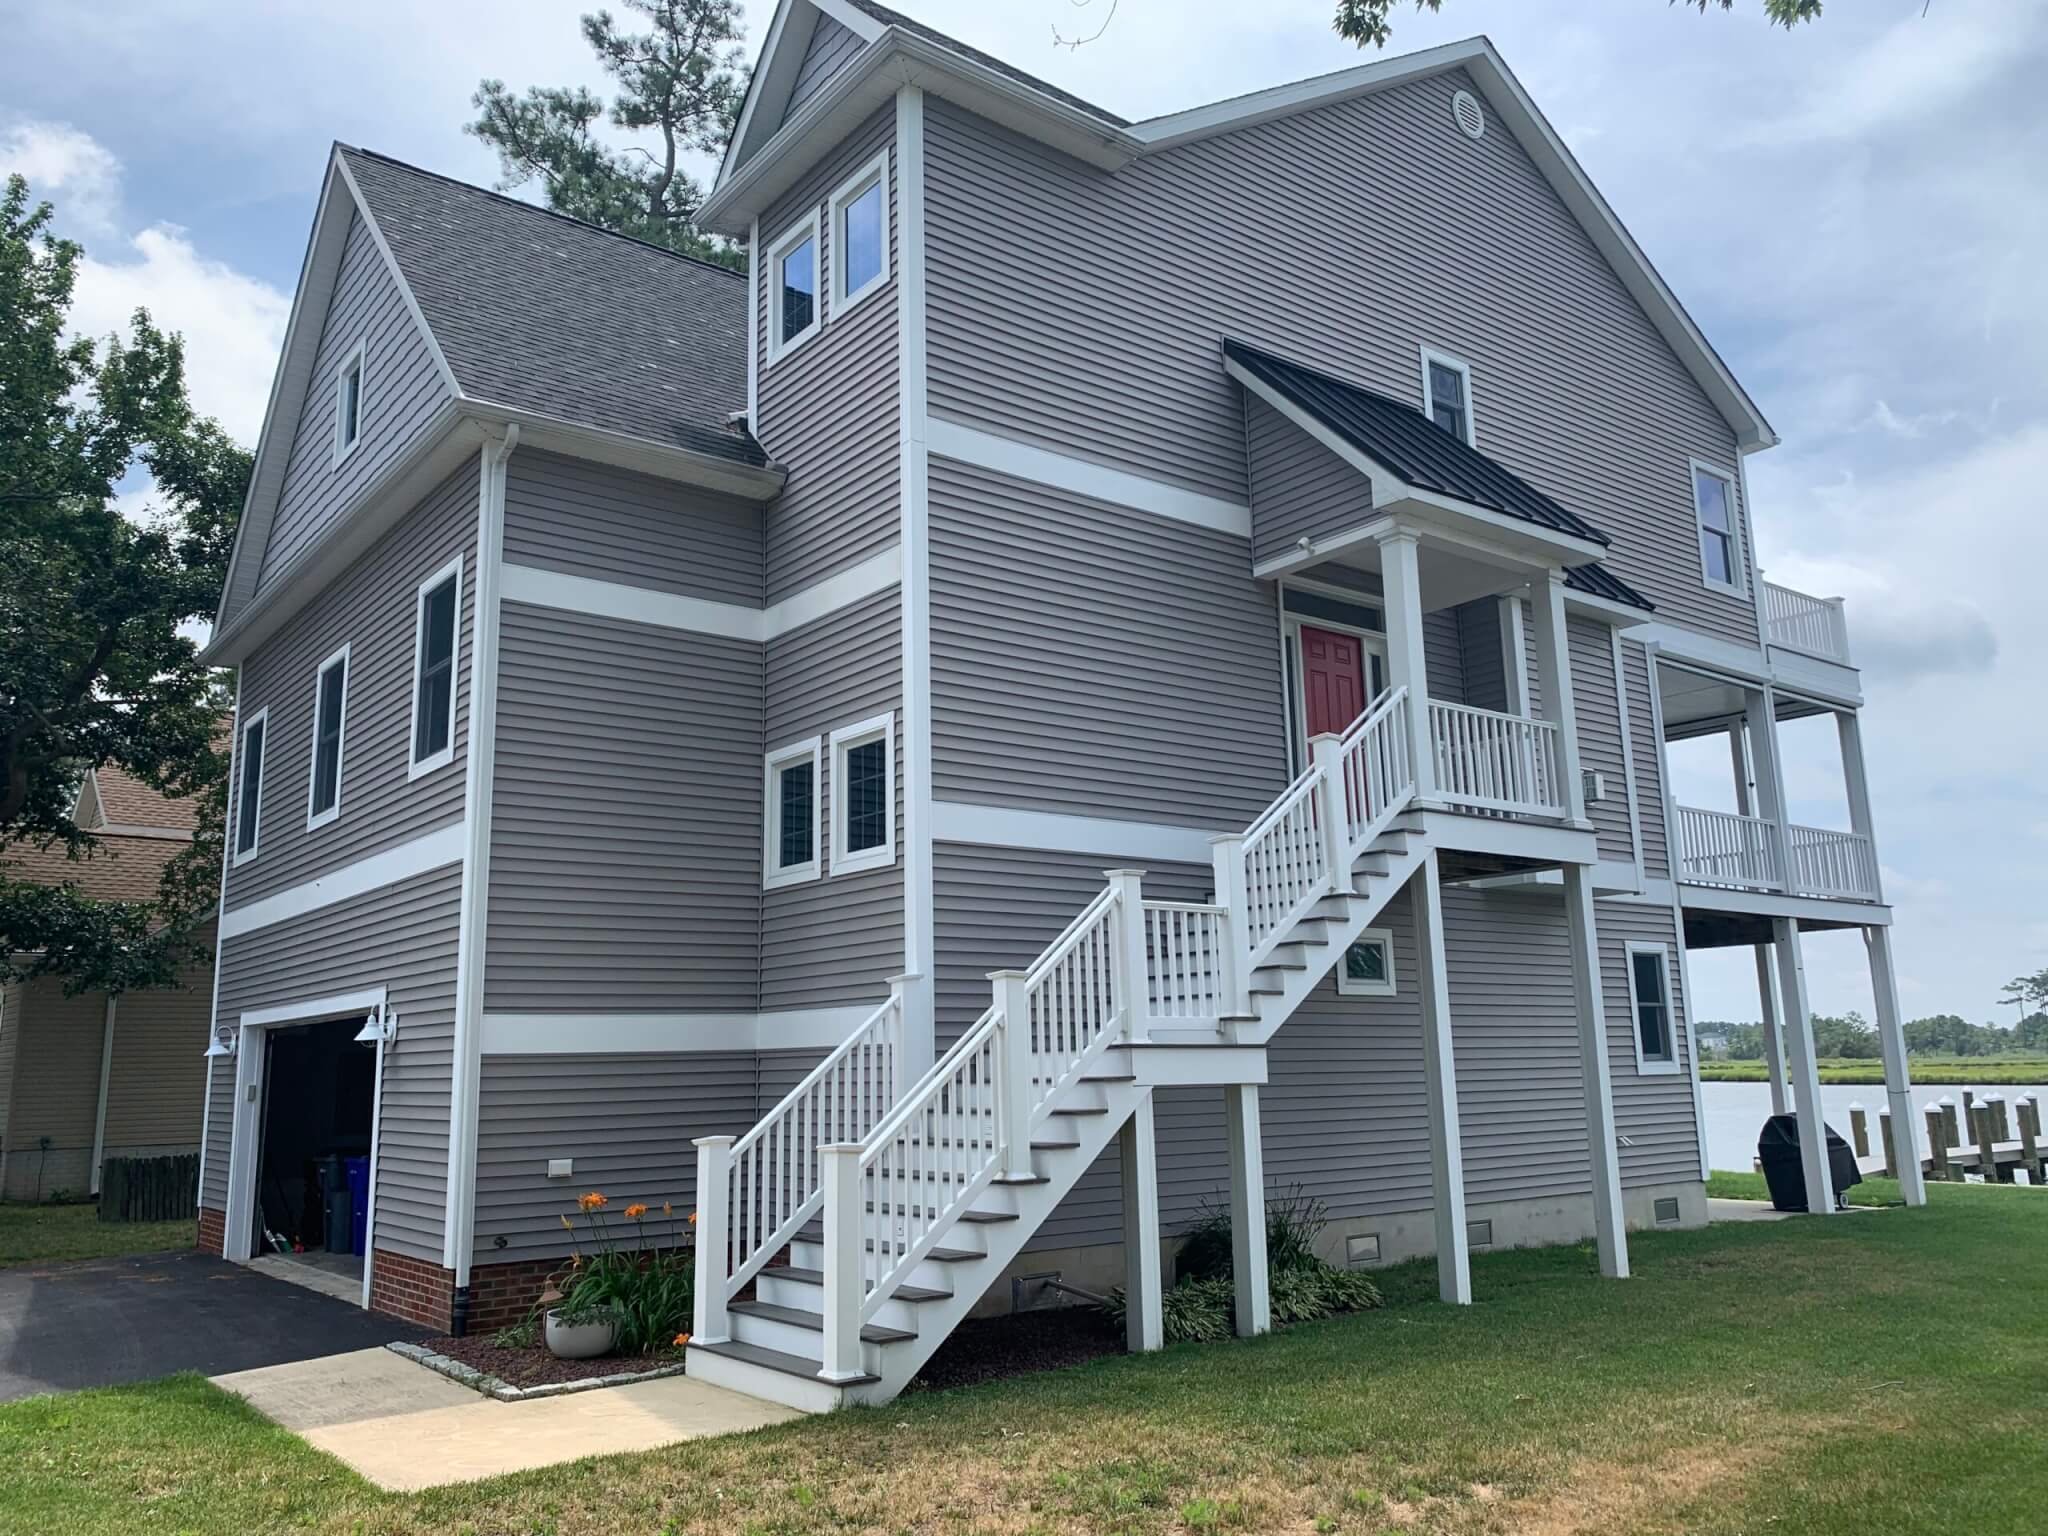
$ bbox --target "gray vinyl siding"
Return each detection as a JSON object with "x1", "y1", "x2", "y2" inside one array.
[
  {"x1": 0, "y1": 980, "x2": 103, "y2": 1200},
  {"x1": 1245, "y1": 394, "x2": 1370, "y2": 566},
  {"x1": 225, "y1": 462, "x2": 478, "y2": 908},
  {"x1": 474, "y1": 1052, "x2": 757, "y2": 1258},
  {"x1": 1623, "y1": 640, "x2": 1669, "y2": 878},
  {"x1": 485, "y1": 604, "x2": 763, "y2": 1012},
  {"x1": 1598, "y1": 900, "x2": 1701, "y2": 1186},
  {"x1": 761, "y1": 587, "x2": 905, "y2": 1011},
  {"x1": 922, "y1": 79, "x2": 1758, "y2": 647},
  {"x1": 1457, "y1": 600, "x2": 1510, "y2": 713},
  {"x1": 257, "y1": 209, "x2": 451, "y2": 593},
  {"x1": 102, "y1": 946, "x2": 213, "y2": 1154},
  {"x1": 930, "y1": 456, "x2": 1287, "y2": 828},
  {"x1": 204, "y1": 864, "x2": 460, "y2": 1262},
  {"x1": 502, "y1": 449, "x2": 764, "y2": 605},
  {"x1": 787, "y1": 14, "x2": 865, "y2": 115},
  {"x1": 1423, "y1": 607, "x2": 1466, "y2": 704},
  {"x1": 757, "y1": 106, "x2": 900, "y2": 602},
  {"x1": 1569, "y1": 617, "x2": 1635, "y2": 865}
]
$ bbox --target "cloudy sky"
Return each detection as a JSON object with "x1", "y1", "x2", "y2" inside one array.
[{"x1": 7, "y1": 0, "x2": 2041, "y2": 1026}]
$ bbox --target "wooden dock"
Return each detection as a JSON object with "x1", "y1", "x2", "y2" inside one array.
[{"x1": 1845, "y1": 1093, "x2": 2046, "y2": 1186}]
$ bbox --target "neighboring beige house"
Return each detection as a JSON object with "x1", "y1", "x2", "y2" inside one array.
[{"x1": 0, "y1": 767, "x2": 214, "y2": 1203}]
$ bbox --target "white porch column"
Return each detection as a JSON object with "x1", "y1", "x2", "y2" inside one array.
[
  {"x1": 1836, "y1": 711, "x2": 1886, "y2": 902},
  {"x1": 691, "y1": 1135, "x2": 733, "y2": 1343},
  {"x1": 1745, "y1": 688, "x2": 1796, "y2": 891},
  {"x1": 1564, "y1": 862, "x2": 1629, "y2": 1278},
  {"x1": 1375, "y1": 528, "x2": 1435, "y2": 802},
  {"x1": 1119, "y1": 1095, "x2": 1164, "y2": 1352},
  {"x1": 1412, "y1": 855, "x2": 1472, "y2": 1302},
  {"x1": 1771, "y1": 917, "x2": 1835, "y2": 1214},
  {"x1": 1223, "y1": 1082, "x2": 1270, "y2": 1336},
  {"x1": 1496, "y1": 596, "x2": 1530, "y2": 716},
  {"x1": 1754, "y1": 945, "x2": 1789, "y2": 1117},
  {"x1": 1864, "y1": 925, "x2": 1927, "y2": 1206},
  {"x1": 1527, "y1": 570, "x2": 1590, "y2": 826}
]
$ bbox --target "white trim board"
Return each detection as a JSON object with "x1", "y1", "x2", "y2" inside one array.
[
  {"x1": 217, "y1": 820, "x2": 465, "y2": 940},
  {"x1": 480, "y1": 1006, "x2": 882, "y2": 1056},
  {"x1": 932, "y1": 801, "x2": 1219, "y2": 867},
  {"x1": 240, "y1": 986, "x2": 388, "y2": 1031}
]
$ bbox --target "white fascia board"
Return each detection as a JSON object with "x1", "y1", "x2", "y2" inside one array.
[
  {"x1": 1677, "y1": 884, "x2": 1892, "y2": 928},
  {"x1": 241, "y1": 985, "x2": 387, "y2": 1031},
  {"x1": 718, "y1": 0, "x2": 816, "y2": 190},
  {"x1": 1562, "y1": 588, "x2": 1652, "y2": 627},
  {"x1": 1622, "y1": 621, "x2": 1771, "y2": 686},
  {"x1": 456, "y1": 401, "x2": 785, "y2": 500}
]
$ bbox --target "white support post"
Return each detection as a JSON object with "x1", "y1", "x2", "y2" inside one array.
[
  {"x1": 1746, "y1": 688, "x2": 1795, "y2": 891},
  {"x1": 1771, "y1": 917, "x2": 1835, "y2": 1215},
  {"x1": 886, "y1": 972, "x2": 916, "y2": 1098},
  {"x1": 1208, "y1": 834, "x2": 1254, "y2": 1021},
  {"x1": 1497, "y1": 595, "x2": 1530, "y2": 717},
  {"x1": 1754, "y1": 945, "x2": 1789, "y2": 1116},
  {"x1": 1863, "y1": 925, "x2": 1927, "y2": 1207},
  {"x1": 992, "y1": 970, "x2": 1037, "y2": 1183},
  {"x1": 1412, "y1": 855, "x2": 1472, "y2": 1302},
  {"x1": 1527, "y1": 569, "x2": 1589, "y2": 826},
  {"x1": 818, "y1": 1143, "x2": 867, "y2": 1382},
  {"x1": 1310, "y1": 732, "x2": 1349, "y2": 877},
  {"x1": 1564, "y1": 862, "x2": 1629, "y2": 1278},
  {"x1": 1119, "y1": 1094, "x2": 1163, "y2": 1352},
  {"x1": 1375, "y1": 528, "x2": 1435, "y2": 802},
  {"x1": 1727, "y1": 721, "x2": 1753, "y2": 815},
  {"x1": 90, "y1": 996, "x2": 116, "y2": 1197},
  {"x1": 1835, "y1": 711, "x2": 1885, "y2": 901},
  {"x1": 691, "y1": 1135, "x2": 734, "y2": 1344},
  {"x1": 1224, "y1": 1082, "x2": 1270, "y2": 1336},
  {"x1": 1105, "y1": 869, "x2": 1151, "y2": 1044}
]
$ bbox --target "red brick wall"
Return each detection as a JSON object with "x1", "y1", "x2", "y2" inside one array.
[
  {"x1": 369, "y1": 1248, "x2": 455, "y2": 1331},
  {"x1": 466, "y1": 1254, "x2": 566, "y2": 1333},
  {"x1": 196, "y1": 1206, "x2": 225, "y2": 1256}
]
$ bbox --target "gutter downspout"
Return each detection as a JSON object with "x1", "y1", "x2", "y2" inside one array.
[
  {"x1": 443, "y1": 422, "x2": 517, "y2": 1335},
  {"x1": 90, "y1": 996, "x2": 116, "y2": 1197}
]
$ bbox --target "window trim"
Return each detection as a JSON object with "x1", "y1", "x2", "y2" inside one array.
[
  {"x1": 763, "y1": 735, "x2": 824, "y2": 889},
  {"x1": 406, "y1": 554, "x2": 463, "y2": 781},
  {"x1": 304, "y1": 642, "x2": 351, "y2": 832},
  {"x1": 827, "y1": 148, "x2": 891, "y2": 320},
  {"x1": 829, "y1": 710, "x2": 896, "y2": 876},
  {"x1": 764, "y1": 207, "x2": 824, "y2": 364},
  {"x1": 1418, "y1": 343, "x2": 1477, "y2": 448},
  {"x1": 1625, "y1": 941, "x2": 1681, "y2": 1075},
  {"x1": 232, "y1": 707, "x2": 269, "y2": 867},
  {"x1": 1336, "y1": 927, "x2": 1397, "y2": 999},
  {"x1": 332, "y1": 341, "x2": 366, "y2": 466},
  {"x1": 1689, "y1": 457, "x2": 1746, "y2": 598}
]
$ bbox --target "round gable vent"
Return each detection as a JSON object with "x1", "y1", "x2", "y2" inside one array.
[{"x1": 1451, "y1": 89, "x2": 1485, "y2": 140}]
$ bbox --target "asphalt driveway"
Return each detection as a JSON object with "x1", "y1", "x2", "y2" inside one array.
[{"x1": 0, "y1": 1248, "x2": 428, "y2": 1402}]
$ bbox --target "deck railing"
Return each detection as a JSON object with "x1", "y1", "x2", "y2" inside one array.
[
  {"x1": 1787, "y1": 823, "x2": 1881, "y2": 901},
  {"x1": 1428, "y1": 700, "x2": 1565, "y2": 817},
  {"x1": 1763, "y1": 582, "x2": 1851, "y2": 664},
  {"x1": 1674, "y1": 805, "x2": 1782, "y2": 890}
]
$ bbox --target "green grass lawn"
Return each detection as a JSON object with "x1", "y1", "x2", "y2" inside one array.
[
  {"x1": 0, "y1": 1201, "x2": 193, "y2": 1268},
  {"x1": 1704, "y1": 1168, "x2": 1906, "y2": 1206},
  {"x1": 1700, "y1": 1055, "x2": 2048, "y2": 1086},
  {"x1": 1, "y1": 1185, "x2": 2042, "y2": 1535}
]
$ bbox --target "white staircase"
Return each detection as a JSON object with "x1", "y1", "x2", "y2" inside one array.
[{"x1": 687, "y1": 688, "x2": 1432, "y2": 1410}]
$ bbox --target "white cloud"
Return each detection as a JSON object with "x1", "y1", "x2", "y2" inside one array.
[{"x1": 0, "y1": 118, "x2": 122, "y2": 236}]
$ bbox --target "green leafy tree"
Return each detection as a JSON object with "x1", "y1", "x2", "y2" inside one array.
[
  {"x1": 469, "y1": 0, "x2": 750, "y2": 267},
  {"x1": 1808, "y1": 1010, "x2": 1880, "y2": 1060},
  {"x1": 1332, "y1": 0, "x2": 1823, "y2": 48},
  {"x1": 0, "y1": 174, "x2": 247, "y2": 994}
]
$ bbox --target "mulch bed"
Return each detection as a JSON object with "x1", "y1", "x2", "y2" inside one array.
[
  {"x1": 906, "y1": 1304, "x2": 1125, "y2": 1393},
  {"x1": 416, "y1": 1331, "x2": 682, "y2": 1389}
]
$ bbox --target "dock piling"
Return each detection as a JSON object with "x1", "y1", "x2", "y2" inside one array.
[
  {"x1": 1973, "y1": 1104, "x2": 2002, "y2": 1184},
  {"x1": 1849, "y1": 1103, "x2": 1869, "y2": 1159},
  {"x1": 1879, "y1": 1109, "x2": 1897, "y2": 1178},
  {"x1": 1926, "y1": 1107, "x2": 1950, "y2": 1181}
]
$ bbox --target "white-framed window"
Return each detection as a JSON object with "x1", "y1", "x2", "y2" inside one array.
[
  {"x1": 408, "y1": 555, "x2": 462, "y2": 779},
  {"x1": 1626, "y1": 942, "x2": 1680, "y2": 1074},
  {"x1": 232, "y1": 707, "x2": 269, "y2": 866},
  {"x1": 333, "y1": 341, "x2": 366, "y2": 465},
  {"x1": 763, "y1": 736, "x2": 823, "y2": 888},
  {"x1": 828, "y1": 149, "x2": 890, "y2": 318},
  {"x1": 764, "y1": 208, "x2": 822, "y2": 363},
  {"x1": 829, "y1": 711, "x2": 896, "y2": 876},
  {"x1": 1690, "y1": 459, "x2": 1744, "y2": 595},
  {"x1": 1336, "y1": 928, "x2": 1397, "y2": 999},
  {"x1": 1419, "y1": 344, "x2": 1475, "y2": 447},
  {"x1": 305, "y1": 643, "x2": 350, "y2": 831}
]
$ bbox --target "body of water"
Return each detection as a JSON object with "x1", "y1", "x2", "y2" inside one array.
[{"x1": 1699, "y1": 1081, "x2": 2046, "y2": 1173}]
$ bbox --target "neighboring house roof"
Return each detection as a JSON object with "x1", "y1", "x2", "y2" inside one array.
[
  {"x1": 73, "y1": 764, "x2": 198, "y2": 839},
  {"x1": 1, "y1": 834, "x2": 181, "y2": 905},
  {"x1": 834, "y1": 0, "x2": 1129, "y2": 127}
]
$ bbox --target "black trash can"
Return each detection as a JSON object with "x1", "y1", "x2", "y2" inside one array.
[{"x1": 1757, "y1": 1113, "x2": 1862, "y2": 1212}]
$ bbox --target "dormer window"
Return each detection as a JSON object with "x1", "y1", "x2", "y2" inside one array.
[
  {"x1": 767, "y1": 209, "x2": 822, "y2": 362},
  {"x1": 829, "y1": 150, "x2": 890, "y2": 317},
  {"x1": 1420, "y1": 345, "x2": 1474, "y2": 446},
  {"x1": 333, "y1": 342, "x2": 365, "y2": 463}
]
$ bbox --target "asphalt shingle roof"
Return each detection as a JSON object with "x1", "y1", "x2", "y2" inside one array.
[
  {"x1": 339, "y1": 147, "x2": 764, "y2": 467},
  {"x1": 839, "y1": 0, "x2": 1129, "y2": 127},
  {"x1": 83, "y1": 766, "x2": 198, "y2": 834},
  {"x1": 2, "y1": 835, "x2": 182, "y2": 904}
]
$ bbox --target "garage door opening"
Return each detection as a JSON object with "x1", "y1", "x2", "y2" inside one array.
[{"x1": 251, "y1": 1015, "x2": 374, "y2": 1295}]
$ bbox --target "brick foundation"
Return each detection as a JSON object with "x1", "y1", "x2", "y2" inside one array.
[
  {"x1": 196, "y1": 1205, "x2": 225, "y2": 1256},
  {"x1": 368, "y1": 1247, "x2": 456, "y2": 1330},
  {"x1": 465, "y1": 1253, "x2": 568, "y2": 1333}
]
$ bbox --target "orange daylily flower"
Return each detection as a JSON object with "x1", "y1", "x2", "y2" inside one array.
[
  {"x1": 624, "y1": 1203, "x2": 649, "y2": 1220},
  {"x1": 577, "y1": 1191, "x2": 609, "y2": 1211},
  {"x1": 687, "y1": 1210, "x2": 698, "y2": 1225},
  {"x1": 674, "y1": 1332, "x2": 691, "y2": 1348}
]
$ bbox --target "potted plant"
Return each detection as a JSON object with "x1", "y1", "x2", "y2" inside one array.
[
  {"x1": 544, "y1": 1301, "x2": 621, "y2": 1360},
  {"x1": 538, "y1": 1191, "x2": 696, "y2": 1360}
]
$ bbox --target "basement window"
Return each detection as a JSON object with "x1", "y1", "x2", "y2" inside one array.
[
  {"x1": 1337, "y1": 928, "x2": 1396, "y2": 999},
  {"x1": 1627, "y1": 943, "x2": 1680, "y2": 1075},
  {"x1": 764, "y1": 736, "x2": 822, "y2": 888}
]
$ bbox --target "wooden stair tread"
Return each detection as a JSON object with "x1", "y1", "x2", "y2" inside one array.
[
  {"x1": 689, "y1": 1336, "x2": 879, "y2": 1386},
  {"x1": 764, "y1": 1264, "x2": 951, "y2": 1303},
  {"x1": 730, "y1": 1299, "x2": 914, "y2": 1343}
]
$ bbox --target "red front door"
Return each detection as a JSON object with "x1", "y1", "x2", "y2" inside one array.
[{"x1": 1300, "y1": 625, "x2": 1368, "y2": 739}]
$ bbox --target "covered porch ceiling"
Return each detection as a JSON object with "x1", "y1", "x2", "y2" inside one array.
[{"x1": 1658, "y1": 661, "x2": 1840, "y2": 739}]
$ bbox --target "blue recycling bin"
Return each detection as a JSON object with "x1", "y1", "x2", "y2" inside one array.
[{"x1": 345, "y1": 1156, "x2": 370, "y2": 1255}]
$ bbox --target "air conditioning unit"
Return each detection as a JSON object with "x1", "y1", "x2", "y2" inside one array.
[{"x1": 1581, "y1": 769, "x2": 1608, "y2": 804}]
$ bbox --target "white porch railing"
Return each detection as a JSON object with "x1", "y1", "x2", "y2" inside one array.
[
  {"x1": 1763, "y1": 581, "x2": 1851, "y2": 664},
  {"x1": 1428, "y1": 700, "x2": 1566, "y2": 817},
  {"x1": 1675, "y1": 804, "x2": 1782, "y2": 890},
  {"x1": 1787, "y1": 823, "x2": 1881, "y2": 901},
  {"x1": 1143, "y1": 901, "x2": 1227, "y2": 1024}
]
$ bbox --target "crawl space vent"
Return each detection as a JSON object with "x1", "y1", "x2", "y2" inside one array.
[{"x1": 1451, "y1": 89, "x2": 1485, "y2": 140}]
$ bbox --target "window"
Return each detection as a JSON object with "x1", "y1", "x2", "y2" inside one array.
[
  {"x1": 408, "y1": 556, "x2": 462, "y2": 778},
  {"x1": 830, "y1": 712, "x2": 896, "y2": 875},
  {"x1": 763, "y1": 736, "x2": 822, "y2": 888},
  {"x1": 1336, "y1": 928, "x2": 1396, "y2": 998},
  {"x1": 233, "y1": 708, "x2": 268, "y2": 865},
  {"x1": 1627, "y1": 943, "x2": 1679, "y2": 1074},
  {"x1": 306, "y1": 644, "x2": 350, "y2": 830},
  {"x1": 333, "y1": 343, "x2": 365, "y2": 463},
  {"x1": 1692, "y1": 461, "x2": 1743, "y2": 594},
  {"x1": 765, "y1": 209, "x2": 822, "y2": 361},
  {"x1": 1419, "y1": 345, "x2": 1475, "y2": 446},
  {"x1": 829, "y1": 150, "x2": 890, "y2": 317}
]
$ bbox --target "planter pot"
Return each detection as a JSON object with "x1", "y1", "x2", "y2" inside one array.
[{"x1": 544, "y1": 1310, "x2": 618, "y2": 1360}]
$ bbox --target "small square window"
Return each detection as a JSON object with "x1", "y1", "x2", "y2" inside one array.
[
  {"x1": 764, "y1": 736, "x2": 823, "y2": 888},
  {"x1": 333, "y1": 343, "x2": 365, "y2": 463},
  {"x1": 1627, "y1": 943, "x2": 1680, "y2": 1074},
  {"x1": 1692, "y1": 462, "x2": 1742, "y2": 594},
  {"x1": 830, "y1": 712, "x2": 896, "y2": 876},
  {"x1": 233, "y1": 709, "x2": 268, "y2": 865},
  {"x1": 766, "y1": 210, "x2": 822, "y2": 361},
  {"x1": 409, "y1": 556, "x2": 462, "y2": 778},
  {"x1": 306, "y1": 644, "x2": 349, "y2": 830},
  {"x1": 829, "y1": 150, "x2": 890, "y2": 317},
  {"x1": 1420, "y1": 345, "x2": 1475, "y2": 446},
  {"x1": 1336, "y1": 928, "x2": 1396, "y2": 998}
]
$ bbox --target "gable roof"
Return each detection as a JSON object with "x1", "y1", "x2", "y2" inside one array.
[
  {"x1": 836, "y1": 1, "x2": 1127, "y2": 127},
  {"x1": 74, "y1": 765, "x2": 199, "y2": 838}
]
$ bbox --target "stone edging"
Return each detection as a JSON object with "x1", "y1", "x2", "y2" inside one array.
[{"x1": 386, "y1": 1341, "x2": 689, "y2": 1402}]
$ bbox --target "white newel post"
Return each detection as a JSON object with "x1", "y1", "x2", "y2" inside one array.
[
  {"x1": 887, "y1": 972, "x2": 916, "y2": 1098},
  {"x1": 1863, "y1": 925, "x2": 1927, "y2": 1207},
  {"x1": 1375, "y1": 527, "x2": 1435, "y2": 802},
  {"x1": 691, "y1": 1135, "x2": 733, "y2": 1344},
  {"x1": 1208, "y1": 834, "x2": 1254, "y2": 1020},
  {"x1": 1527, "y1": 570, "x2": 1588, "y2": 825},
  {"x1": 992, "y1": 970, "x2": 1037, "y2": 1182},
  {"x1": 818, "y1": 1143, "x2": 866, "y2": 1382},
  {"x1": 1772, "y1": 917, "x2": 1835, "y2": 1215},
  {"x1": 1105, "y1": 869, "x2": 1151, "y2": 1043},
  {"x1": 1311, "y1": 733, "x2": 1350, "y2": 882}
]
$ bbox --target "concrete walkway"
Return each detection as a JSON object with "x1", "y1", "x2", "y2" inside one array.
[
  {"x1": 1707, "y1": 1197, "x2": 1793, "y2": 1223},
  {"x1": 213, "y1": 1347, "x2": 801, "y2": 1490}
]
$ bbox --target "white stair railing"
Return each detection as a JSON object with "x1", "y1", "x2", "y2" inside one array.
[
  {"x1": 1337, "y1": 686, "x2": 1415, "y2": 851},
  {"x1": 1428, "y1": 700, "x2": 1565, "y2": 816},
  {"x1": 1763, "y1": 582, "x2": 1851, "y2": 664},
  {"x1": 1787, "y1": 823, "x2": 1881, "y2": 901},
  {"x1": 1674, "y1": 804, "x2": 1781, "y2": 890},
  {"x1": 1143, "y1": 901, "x2": 1228, "y2": 1024}
]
